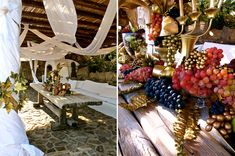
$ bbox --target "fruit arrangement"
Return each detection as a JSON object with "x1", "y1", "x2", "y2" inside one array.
[
  {"x1": 124, "y1": 67, "x2": 153, "y2": 83},
  {"x1": 172, "y1": 47, "x2": 235, "y2": 99},
  {"x1": 44, "y1": 63, "x2": 71, "y2": 96},
  {"x1": 149, "y1": 13, "x2": 163, "y2": 40},
  {"x1": 162, "y1": 35, "x2": 181, "y2": 66},
  {"x1": 206, "y1": 106, "x2": 235, "y2": 138},
  {"x1": 122, "y1": 28, "x2": 147, "y2": 58},
  {"x1": 52, "y1": 83, "x2": 71, "y2": 96},
  {"x1": 145, "y1": 78, "x2": 185, "y2": 110},
  {"x1": 183, "y1": 50, "x2": 207, "y2": 70}
]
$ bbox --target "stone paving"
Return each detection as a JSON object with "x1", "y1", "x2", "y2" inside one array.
[{"x1": 19, "y1": 88, "x2": 116, "y2": 156}]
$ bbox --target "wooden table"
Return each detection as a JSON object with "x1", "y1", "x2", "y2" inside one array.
[
  {"x1": 118, "y1": 82, "x2": 233, "y2": 156},
  {"x1": 30, "y1": 83, "x2": 102, "y2": 130}
]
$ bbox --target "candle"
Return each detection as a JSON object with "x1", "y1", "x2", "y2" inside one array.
[
  {"x1": 179, "y1": 0, "x2": 184, "y2": 16},
  {"x1": 210, "y1": 0, "x2": 215, "y2": 8},
  {"x1": 217, "y1": 0, "x2": 223, "y2": 9},
  {"x1": 192, "y1": 0, "x2": 197, "y2": 11}
]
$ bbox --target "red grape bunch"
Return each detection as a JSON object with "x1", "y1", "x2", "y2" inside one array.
[
  {"x1": 124, "y1": 67, "x2": 153, "y2": 83},
  {"x1": 173, "y1": 47, "x2": 235, "y2": 107},
  {"x1": 148, "y1": 13, "x2": 162, "y2": 41}
]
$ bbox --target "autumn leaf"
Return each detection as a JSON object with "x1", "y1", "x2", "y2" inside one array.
[
  {"x1": 14, "y1": 82, "x2": 27, "y2": 92},
  {"x1": 5, "y1": 102, "x2": 13, "y2": 113}
]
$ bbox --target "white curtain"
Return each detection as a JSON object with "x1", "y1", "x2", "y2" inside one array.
[{"x1": 0, "y1": 0, "x2": 43, "y2": 155}]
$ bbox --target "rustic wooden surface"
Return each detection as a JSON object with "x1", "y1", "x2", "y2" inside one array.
[
  {"x1": 30, "y1": 83, "x2": 102, "y2": 109},
  {"x1": 156, "y1": 106, "x2": 231, "y2": 156},
  {"x1": 118, "y1": 82, "x2": 233, "y2": 156},
  {"x1": 118, "y1": 97, "x2": 159, "y2": 156}
]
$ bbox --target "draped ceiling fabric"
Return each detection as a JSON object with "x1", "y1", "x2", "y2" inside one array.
[
  {"x1": 20, "y1": 0, "x2": 117, "y2": 60},
  {"x1": 0, "y1": 0, "x2": 43, "y2": 155},
  {"x1": 43, "y1": 0, "x2": 77, "y2": 44}
]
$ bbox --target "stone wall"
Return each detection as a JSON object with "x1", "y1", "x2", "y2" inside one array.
[
  {"x1": 21, "y1": 61, "x2": 116, "y2": 85},
  {"x1": 76, "y1": 67, "x2": 116, "y2": 85}
]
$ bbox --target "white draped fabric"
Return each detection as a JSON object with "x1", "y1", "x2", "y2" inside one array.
[
  {"x1": 43, "y1": 0, "x2": 77, "y2": 44},
  {"x1": 20, "y1": 28, "x2": 116, "y2": 59},
  {"x1": 19, "y1": 0, "x2": 117, "y2": 56},
  {"x1": 42, "y1": 0, "x2": 116, "y2": 53},
  {"x1": 0, "y1": 0, "x2": 43, "y2": 155}
]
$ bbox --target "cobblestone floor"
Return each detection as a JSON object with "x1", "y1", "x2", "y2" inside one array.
[{"x1": 19, "y1": 88, "x2": 116, "y2": 156}]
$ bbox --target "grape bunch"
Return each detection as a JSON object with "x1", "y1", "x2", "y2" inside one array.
[
  {"x1": 212, "y1": 67, "x2": 235, "y2": 105},
  {"x1": 206, "y1": 107, "x2": 235, "y2": 139},
  {"x1": 173, "y1": 47, "x2": 230, "y2": 98},
  {"x1": 162, "y1": 35, "x2": 181, "y2": 66},
  {"x1": 122, "y1": 67, "x2": 139, "y2": 76},
  {"x1": 124, "y1": 67, "x2": 153, "y2": 83},
  {"x1": 173, "y1": 47, "x2": 235, "y2": 108},
  {"x1": 184, "y1": 50, "x2": 207, "y2": 70},
  {"x1": 173, "y1": 65, "x2": 214, "y2": 97},
  {"x1": 120, "y1": 64, "x2": 132, "y2": 73},
  {"x1": 145, "y1": 78, "x2": 185, "y2": 110},
  {"x1": 210, "y1": 100, "x2": 225, "y2": 115},
  {"x1": 205, "y1": 47, "x2": 223, "y2": 67},
  {"x1": 149, "y1": 13, "x2": 162, "y2": 41}
]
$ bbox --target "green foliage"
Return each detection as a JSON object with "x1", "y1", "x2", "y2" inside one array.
[
  {"x1": 199, "y1": 0, "x2": 235, "y2": 29},
  {"x1": 85, "y1": 50, "x2": 117, "y2": 73}
]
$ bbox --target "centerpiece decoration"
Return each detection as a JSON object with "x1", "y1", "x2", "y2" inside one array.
[
  {"x1": 44, "y1": 63, "x2": 71, "y2": 96},
  {"x1": 119, "y1": 0, "x2": 235, "y2": 155}
]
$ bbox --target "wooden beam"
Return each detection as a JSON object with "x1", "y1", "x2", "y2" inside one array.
[
  {"x1": 22, "y1": 11, "x2": 102, "y2": 24},
  {"x1": 22, "y1": 0, "x2": 105, "y2": 17},
  {"x1": 21, "y1": 18, "x2": 116, "y2": 32}
]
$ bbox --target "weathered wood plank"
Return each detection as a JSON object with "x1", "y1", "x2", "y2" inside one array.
[
  {"x1": 44, "y1": 102, "x2": 61, "y2": 117},
  {"x1": 156, "y1": 106, "x2": 231, "y2": 156},
  {"x1": 120, "y1": 82, "x2": 231, "y2": 155},
  {"x1": 30, "y1": 83, "x2": 102, "y2": 109},
  {"x1": 132, "y1": 104, "x2": 183, "y2": 156},
  {"x1": 118, "y1": 97, "x2": 159, "y2": 156}
]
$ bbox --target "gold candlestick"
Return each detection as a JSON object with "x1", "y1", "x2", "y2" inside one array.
[
  {"x1": 179, "y1": 0, "x2": 184, "y2": 16},
  {"x1": 192, "y1": 0, "x2": 197, "y2": 11},
  {"x1": 210, "y1": 0, "x2": 215, "y2": 8},
  {"x1": 176, "y1": 0, "x2": 223, "y2": 66}
]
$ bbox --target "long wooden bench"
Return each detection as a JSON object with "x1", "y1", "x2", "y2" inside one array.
[
  {"x1": 118, "y1": 82, "x2": 232, "y2": 156},
  {"x1": 30, "y1": 83, "x2": 102, "y2": 130}
]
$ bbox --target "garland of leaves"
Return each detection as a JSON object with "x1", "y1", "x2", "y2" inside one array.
[{"x1": 0, "y1": 72, "x2": 28, "y2": 112}]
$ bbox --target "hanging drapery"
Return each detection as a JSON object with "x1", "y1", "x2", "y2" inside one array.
[
  {"x1": 42, "y1": 0, "x2": 77, "y2": 44},
  {"x1": 20, "y1": 28, "x2": 116, "y2": 57},
  {"x1": 42, "y1": 0, "x2": 117, "y2": 54},
  {"x1": 0, "y1": 0, "x2": 43, "y2": 155},
  {"x1": 20, "y1": 0, "x2": 117, "y2": 58},
  {"x1": 0, "y1": 0, "x2": 21, "y2": 82}
]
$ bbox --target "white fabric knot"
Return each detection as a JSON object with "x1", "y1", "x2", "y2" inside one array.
[{"x1": 0, "y1": 7, "x2": 9, "y2": 15}]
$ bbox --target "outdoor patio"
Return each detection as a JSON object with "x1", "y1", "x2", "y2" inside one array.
[{"x1": 19, "y1": 88, "x2": 116, "y2": 156}]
